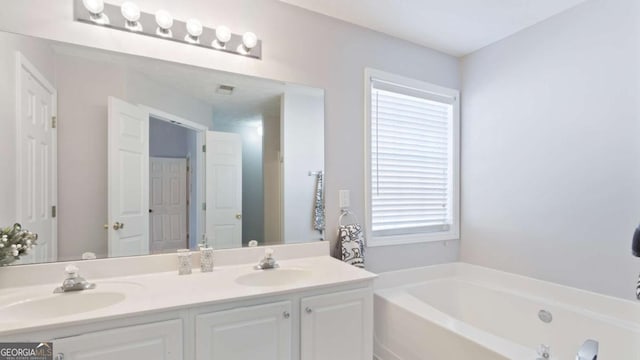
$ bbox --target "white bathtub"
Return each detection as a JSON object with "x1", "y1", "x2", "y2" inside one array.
[{"x1": 374, "y1": 263, "x2": 640, "y2": 360}]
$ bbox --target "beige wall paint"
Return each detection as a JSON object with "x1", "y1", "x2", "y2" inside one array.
[
  {"x1": 263, "y1": 110, "x2": 281, "y2": 246},
  {"x1": 0, "y1": 0, "x2": 461, "y2": 272},
  {"x1": 54, "y1": 53, "x2": 126, "y2": 260}
]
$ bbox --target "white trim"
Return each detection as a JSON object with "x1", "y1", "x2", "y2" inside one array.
[
  {"x1": 363, "y1": 68, "x2": 460, "y2": 247},
  {"x1": 141, "y1": 105, "x2": 208, "y2": 247},
  {"x1": 15, "y1": 51, "x2": 58, "y2": 262}
]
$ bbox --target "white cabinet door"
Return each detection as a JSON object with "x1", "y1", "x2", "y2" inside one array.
[
  {"x1": 301, "y1": 288, "x2": 373, "y2": 360},
  {"x1": 53, "y1": 319, "x2": 182, "y2": 360},
  {"x1": 196, "y1": 301, "x2": 292, "y2": 360}
]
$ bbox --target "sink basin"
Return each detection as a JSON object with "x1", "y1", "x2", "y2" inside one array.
[
  {"x1": 0, "y1": 291, "x2": 126, "y2": 321},
  {"x1": 235, "y1": 268, "x2": 312, "y2": 287},
  {"x1": 0, "y1": 281, "x2": 142, "y2": 322}
]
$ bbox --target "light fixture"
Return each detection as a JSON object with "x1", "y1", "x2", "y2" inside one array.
[
  {"x1": 82, "y1": 0, "x2": 109, "y2": 25},
  {"x1": 184, "y1": 19, "x2": 203, "y2": 44},
  {"x1": 121, "y1": 2, "x2": 142, "y2": 31},
  {"x1": 155, "y1": 9, "x2": 174, "y2": 38},
  {"x1": 74, "y1": 0, "x2": 261, "y2": 59},
  {"x1": 238, "y1": 32, "x2": 258, "y2": 54},
  {"x1": 212, "y1": 25, "x2": 232, "y2": 49}
]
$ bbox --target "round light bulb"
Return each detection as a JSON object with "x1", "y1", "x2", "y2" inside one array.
[
  {"x1": 155, "y1": 9, "x2": 173, "y2": 30},
  {"x1": 82, "y1": 0, "x2": 104, "y2": 14},
  {"x1": 121, "y1": 2, "x2": 140, "y2": 22},
  {"x1": 216, "y1": 26, "x2": 232, "y2": 44},
  {"x1": 186, "y1": 19, "x2": 203, "y2": 37},
  {"x1": 242, "y1": 32, "x2": 258, "y2": 50}
]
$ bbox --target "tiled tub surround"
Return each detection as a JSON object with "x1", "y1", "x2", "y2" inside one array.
[
  {"x1": 374, "y1": 263, "x2": 640, "y2": 360},
  {"x1": 0, "y1": 242, "x2": 376, "y2": 360}
]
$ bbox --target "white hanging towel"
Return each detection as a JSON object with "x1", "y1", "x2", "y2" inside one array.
[{"x1": 337, "y1": 211, "x2": 365, "y2": 268}]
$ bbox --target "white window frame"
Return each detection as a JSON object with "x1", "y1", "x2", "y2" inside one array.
[{"x1": 364, "y1": 68, "x2": 460, "y2": 247}]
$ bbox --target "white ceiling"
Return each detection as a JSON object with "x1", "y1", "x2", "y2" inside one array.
[{"x1": 279, "y1": 0, "x2": 588, "y2": 56}]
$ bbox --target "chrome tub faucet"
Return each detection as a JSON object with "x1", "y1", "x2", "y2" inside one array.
[
  {"x1": 576, "y1": 339, "x2": 598, "y2": 360},
  {"x1": 53, "y1": 264, "x2": 96, "y2": 293}
]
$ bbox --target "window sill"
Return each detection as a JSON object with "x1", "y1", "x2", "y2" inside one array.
[{"x1": 368, "y1": 231, "x2": 459, "y2": 247}]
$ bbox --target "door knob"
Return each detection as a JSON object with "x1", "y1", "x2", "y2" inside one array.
[
  {"x1": 112, "y1": 222, "x2": 125, "y2": 230},
  {"x1": 235, "y1": 213, "x2": 242, "y2": 220}
]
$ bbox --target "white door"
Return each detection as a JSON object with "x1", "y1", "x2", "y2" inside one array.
[
  {"x1": 205, "y1": 131, "x2": 242, "y2": 249},
  {"x1": 108, "y1": 97, "x2": 149, "y2": 257},
  {"x1": 301, "y1": 288, "x2": 373, "y2": 360},
  {"x1": 53, "y1": 320, "x2": 182, "y2": 360},
  {"x1": 195, "y1": 301, "x2": 292, "y2": 360},
  {"x1": 150, "y1": 157, "x2": 188, "y2": 253},
  {"x1": 15, "y1": 53, "x2": 57, "y2": 264}
]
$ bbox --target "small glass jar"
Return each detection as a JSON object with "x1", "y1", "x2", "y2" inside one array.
[
  {"x1": 177, "y1": 249, "x2": 192, "y2": 275},
  {"x1": 200, "y1": 247, "x2": 214, "y2": 272}
]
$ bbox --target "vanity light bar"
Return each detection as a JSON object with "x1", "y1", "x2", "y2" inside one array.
[{"x1": 74, "y1": 0, "x2": 262, "y2": 60}]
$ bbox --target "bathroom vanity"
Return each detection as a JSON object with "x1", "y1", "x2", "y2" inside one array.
[{"x1": 0, "y1": 245, "x2": 376, "y2": 360}]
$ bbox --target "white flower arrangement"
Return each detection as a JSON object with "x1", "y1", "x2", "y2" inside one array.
[{"x1": 0, "y1": 223, "x2": 38, "y2": 266}]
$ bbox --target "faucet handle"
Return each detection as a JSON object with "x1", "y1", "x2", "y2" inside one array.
[
  {"x1": 65, "y1": 264, "x2": 79, "y2": 278},
  {"x1": 265, "y1": 248, "x2": 274, "y2": 258}
]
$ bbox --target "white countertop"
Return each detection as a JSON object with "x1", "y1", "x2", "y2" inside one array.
[{"x1": 0, "y1": 256, "x2": 376, "y2": 336}]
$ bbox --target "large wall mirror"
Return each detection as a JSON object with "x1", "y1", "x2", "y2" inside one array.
[{"x1": 0, "y1": 31, "x2": 325, "y2": 265}]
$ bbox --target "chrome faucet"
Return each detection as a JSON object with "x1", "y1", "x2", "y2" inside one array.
[
  {"x1": 53, "y1": 264, "x2": 96, "y2": 293},
  {"x1": 255, "y1": 248, "x2": 279, "y2": 270},
  {"x1": 576, "y1": 339, "x2": 598, "y2": 360}
]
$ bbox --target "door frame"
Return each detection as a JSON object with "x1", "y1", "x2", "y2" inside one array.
[
  {"x1": 15, "y1": 51, "x2": 58, "y2": 262},
  {"x1": 140, "y1": 106, "x2": 207, "y2": 247}
]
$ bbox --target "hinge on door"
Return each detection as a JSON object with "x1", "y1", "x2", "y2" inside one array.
[
  {"x1": 51, "y1": 116, "x2": 57, "y2": 129},
  {"x1": 202, "y1": 203, "x2": 206, "y2": 211},
  {"x1": 51, "y1": 206, "x2": 57, "y2": 218},
  {"x1": 202, "y1": 145, "x2": 206, "y2": 152}
]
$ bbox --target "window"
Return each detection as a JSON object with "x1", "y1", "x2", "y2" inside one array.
[{"x1": 365, "y1": 69, "x2": 459, "y2": 246}]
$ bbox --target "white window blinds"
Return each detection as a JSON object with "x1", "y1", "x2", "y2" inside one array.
[{"x1": 370, "y1": 79, "x2": 455, "y2": 237}]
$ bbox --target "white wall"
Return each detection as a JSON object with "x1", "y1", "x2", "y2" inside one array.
[
  {"x1": 461, "y1": 0, "x2": 640, "y2": 299},
  {"x1": 282, "y1": 88, "x2": 325, "y2": 243},
  {"x1": 0, "y1": 0, "x2": 461, "y2": 272}
]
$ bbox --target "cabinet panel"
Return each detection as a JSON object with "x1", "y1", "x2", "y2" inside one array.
[
  {"x1": 196, "y1": 300, "x2": 292, "y2": 360},
  {"x1": 301, "y1": 288, "x2": 373, "y2": 360},
  {"x1": 53, "y1": 319, "x2": 182, "y2": 360}
]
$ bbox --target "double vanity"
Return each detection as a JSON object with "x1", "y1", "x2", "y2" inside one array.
[{"x1": 0, "y1": 243, "x2": 376, "y2": 360}]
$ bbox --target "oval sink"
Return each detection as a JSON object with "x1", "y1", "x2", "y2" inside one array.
[
  {"x1": 0, "y1": 291, "x2": 126, "y2": 321},
  {"x1": 235, "y1": 268, "x2": 312, "y2": 287}
]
